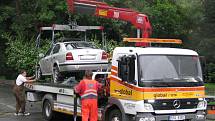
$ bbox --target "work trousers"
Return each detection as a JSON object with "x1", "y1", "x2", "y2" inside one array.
[
  {"x1": 81, "y1": 99, "x2": 98, "y2": 121},
  {"x1": 12, "y1": 84, "x2": 26, "y2": 113}
]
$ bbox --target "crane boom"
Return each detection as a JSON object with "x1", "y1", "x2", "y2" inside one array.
[{"x1": 67, "y1": 0, "x2": 152, "y2": 39}]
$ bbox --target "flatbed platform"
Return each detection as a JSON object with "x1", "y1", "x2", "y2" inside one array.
[{"x1": 25, "y1": 82, "x2": 75, "y2": 96}]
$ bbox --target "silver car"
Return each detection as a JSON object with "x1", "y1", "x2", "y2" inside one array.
[{"x1": 36, "y1": 41, "x2": 109, "y2": 83}]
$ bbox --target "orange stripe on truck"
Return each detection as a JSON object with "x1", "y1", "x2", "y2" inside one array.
[
  {"x1": 110, "y1": 76, "x2": 205, "y2": 92},
  {"x1": 111, "y1": 71, "x2": 117, "y2": 76},
  {"x1": 111, "y1": 66, "x2": 118, "y2": 71},
  {"x1": 207, "y1": 110, "x2": 215, "y2": 114}
]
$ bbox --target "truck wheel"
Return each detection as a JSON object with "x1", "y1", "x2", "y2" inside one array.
[
  {"x1": 42, "y1": 100, "x2": 55, "y2": 121},
  {"x1": 52, "y1": 66, "x2": 63, "y2": 83},
  {"x1": 108, "y1": 109, "x2": 122, "y2": 121}
]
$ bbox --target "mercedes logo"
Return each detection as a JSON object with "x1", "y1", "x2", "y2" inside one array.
[{"x1": 173, "y1": 100, "x2": 181, "y2": 109}]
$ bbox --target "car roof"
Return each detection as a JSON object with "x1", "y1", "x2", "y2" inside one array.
[
  {"x1": 58, "y1": 38, "x2": 82, "y2": 42},
  {"x1": 55, "y1": 41, "x2": 93, "y2": 44}
]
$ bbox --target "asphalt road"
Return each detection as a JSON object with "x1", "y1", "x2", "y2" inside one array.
[{"x1": 0, "y1": 82, "x2": 76, "y2": 121}]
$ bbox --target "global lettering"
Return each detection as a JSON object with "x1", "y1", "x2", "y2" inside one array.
[
  {"x1": 115, "y1": 89, "x2": 132, "y2": 95},
  {"x1": 154, "y1": 93, "x2": 167, "y2": 98},
  {"x1": 168, "y1": 93, "x2": 177, "y2": 97}
]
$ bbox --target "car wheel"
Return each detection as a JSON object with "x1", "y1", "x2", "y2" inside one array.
[
  {"x1": 108, "y1": 109, "x2": 122, "y2": 121},
  {"x1": 52, "y1": 66, "x2": 63, "y2": 83},
  {"x1": 36, "y1": 66, "x2": 44, "y2": 80}
]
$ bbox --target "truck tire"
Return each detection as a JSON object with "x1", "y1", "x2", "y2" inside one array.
[
  {"x1": 52, "y1": 66, "x2": 63, "y2": 83},
  {"x1": 108, "y1": 109, "x2": 122, "y2": 121},
  {"x1": 42, "y1": 99, "x2": 55, "y2": 121}
]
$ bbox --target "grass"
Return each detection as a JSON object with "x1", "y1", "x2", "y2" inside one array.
[
  {"x1": 208, "y1": 101, "x2": 215, "y2": 105},
  {"x1": 205, "y1": 83, "x2": 215, "y2": 99},
  {"x1": 205, "y1": 83, "x2": 215, "y2": 89}
]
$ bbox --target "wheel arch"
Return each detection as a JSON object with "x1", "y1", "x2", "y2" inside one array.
[
  {"x1": 104, "y1": 97, "x2": 128, "y2": 121},
  {"x1": 42, "y1": 93, "x2": 57, "y2": 121},
  {"x1": 53, "y1": 62, "x2": 59, "y2": 68},
  {"x1": 42, "y1": 93, "x2": 55, "y2": 109}
]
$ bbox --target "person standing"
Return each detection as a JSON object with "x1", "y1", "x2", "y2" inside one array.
[
  {"x1": 74, "y1": 70, "x2": 102, "y2": 121},
  {"x1": 13, "y1": 69, "x2": 36, "y2": 116}
]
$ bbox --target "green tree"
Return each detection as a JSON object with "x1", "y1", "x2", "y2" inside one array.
[
  {"x1": 0, "y1": 1, "x2": 16, "y2": 78},
  {"x1": 199, "y1": 0, "x2": 215, "y2": 62},
  {"x1": 200, "y1": 0, "x2": 215, "y2": 81},
  {"x1": 1, "y1": 0, "x2": 213, "y2": 81},
  {"x1": 4, "y1": 33, "x2": 37, "y2": 75}
]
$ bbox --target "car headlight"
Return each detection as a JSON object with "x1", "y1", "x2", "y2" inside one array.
[
  {"x1": 144, "y1": 103, "x2": 154, "y2": 112},
  {"x1": 197, "y1": 100, "x2": 207, "y2": 109}
]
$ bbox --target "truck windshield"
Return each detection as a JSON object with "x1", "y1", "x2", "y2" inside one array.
[{"x1": 138, "y1": 55, "x2": 203, "y2": 87}]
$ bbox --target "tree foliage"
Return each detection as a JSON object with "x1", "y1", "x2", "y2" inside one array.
[
  {"x1": 3, "y1": 33, "x2": 37, "y2": 75},
  {"x1": 0, "y1": 0, "x2": 214, "y2": 80}
]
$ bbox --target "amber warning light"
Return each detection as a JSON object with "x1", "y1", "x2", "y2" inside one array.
[{"x1": 123, "y1": 38, "x2": 182, "y2": 44}]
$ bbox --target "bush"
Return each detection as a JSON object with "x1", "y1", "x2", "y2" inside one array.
[
  {"x1": 4, "y1": 33, "x2": 37, "y2": 75},
  {"x1": 93, "y1": 39, "x2": 123, "y2": 52},
  {"x1": 207, "y1": 63, "x2": 215, "y2": 82}
]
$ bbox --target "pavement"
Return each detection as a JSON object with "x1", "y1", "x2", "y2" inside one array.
[
  {"x1": 0, "y1": 80, "x2": 14, "y2": 85},
  {"x1": 0, "y1": 80, "x2": 43, "y2": 121},
  {"x1": 0, "y1": 80, "x2": 76, "y2": 121}
]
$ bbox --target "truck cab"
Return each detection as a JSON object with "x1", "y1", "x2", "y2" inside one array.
[{"x1": 108, "y1": 47, "x2": 206, "y2": 121}]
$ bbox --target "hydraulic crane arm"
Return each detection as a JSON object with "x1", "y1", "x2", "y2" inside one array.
[{"x1": 67, "y1": 0, "x2": 152, "y2": 38}]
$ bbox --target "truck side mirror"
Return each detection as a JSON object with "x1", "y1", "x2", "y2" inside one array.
[
  {"x1": 199, "y1": 56, "x2": 208, "y2": 81},
  {"x1": 118, "y1": 55, "x2": 136, "y2": 84},
  {"x1": 128, "y1": 55, "x2": 136, "y2": 84},
  {"x1": 118, "y1": 56, "x2": 127, "y2": 81}
]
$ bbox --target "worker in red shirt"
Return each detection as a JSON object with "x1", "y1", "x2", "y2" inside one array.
[{"x1": 74, "y1": 70, "x2": 102, "y2": 121}]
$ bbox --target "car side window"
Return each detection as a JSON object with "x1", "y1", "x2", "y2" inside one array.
[
  {"x1": 53, "y1": 44, "x2": 60, "y2": 54},
  {"x1": 66, "y1": 44, "x2": 74, "y2": 50},
  {"x1": 45, "y1": 47, "x2": 53, "y2": 57}
]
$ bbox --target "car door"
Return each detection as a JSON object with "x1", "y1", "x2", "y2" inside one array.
[
  {"x1": 54, "y1": 43, "x2": 65, "y2": 65},
  {"x1": 51, "y1": 44, "x2": 61, "y2": 70},
  {"x1": 44, "y1": 46, "x2": 54, "y2": 75},
  {"x1": 40, "y1": 46, "x2": 53, "y2": 75}
]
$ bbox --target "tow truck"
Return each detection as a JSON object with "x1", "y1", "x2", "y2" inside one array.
[
  {"x1": 25, "y1": 38, "x2": 207, "y2": 121},
  {"x1": 25, "y1": 1, "x2": 207, "y2": 121}
]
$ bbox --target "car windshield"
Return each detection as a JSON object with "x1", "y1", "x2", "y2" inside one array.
[
  {"x1": 138, "y1": 55, "x2": 203, "y2": 87},
  {"x1": 65, "y1": 42, "x2": 96, "y2": 50}
]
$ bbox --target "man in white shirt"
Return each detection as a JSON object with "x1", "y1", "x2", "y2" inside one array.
[{"x1": 13, "y1": 70, "x2": 36, "y2": 116}]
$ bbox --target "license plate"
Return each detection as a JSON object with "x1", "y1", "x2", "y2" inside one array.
[
  {"x1": 169, "y1": 115, "x2": 185, "y2": 120},
  {"x1": 80, "y1": 56, "x2": 96, "y2": 60}
]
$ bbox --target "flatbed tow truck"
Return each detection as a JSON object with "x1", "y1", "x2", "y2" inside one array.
[
  {"x1": 25, "y1": 38, "x2": 207, "y2": 121},
  {"x1": 25, "y1": 1, "x2": 208, "y2": 121}
]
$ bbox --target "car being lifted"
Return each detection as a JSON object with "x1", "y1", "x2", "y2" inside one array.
[{"x1": 35, "y1": 24, "x2": 109, "y2": 83}]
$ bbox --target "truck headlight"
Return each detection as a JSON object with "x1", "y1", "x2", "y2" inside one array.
[
  {"x1": 197, "y1": 100, "x2": 207, "y2": 109},
  {"x1": 196, "y1": 114, "x2": 205, "y2": 120},
  {"x1": 144, "y1": 103, "x2": 154, "y2": 112}
]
